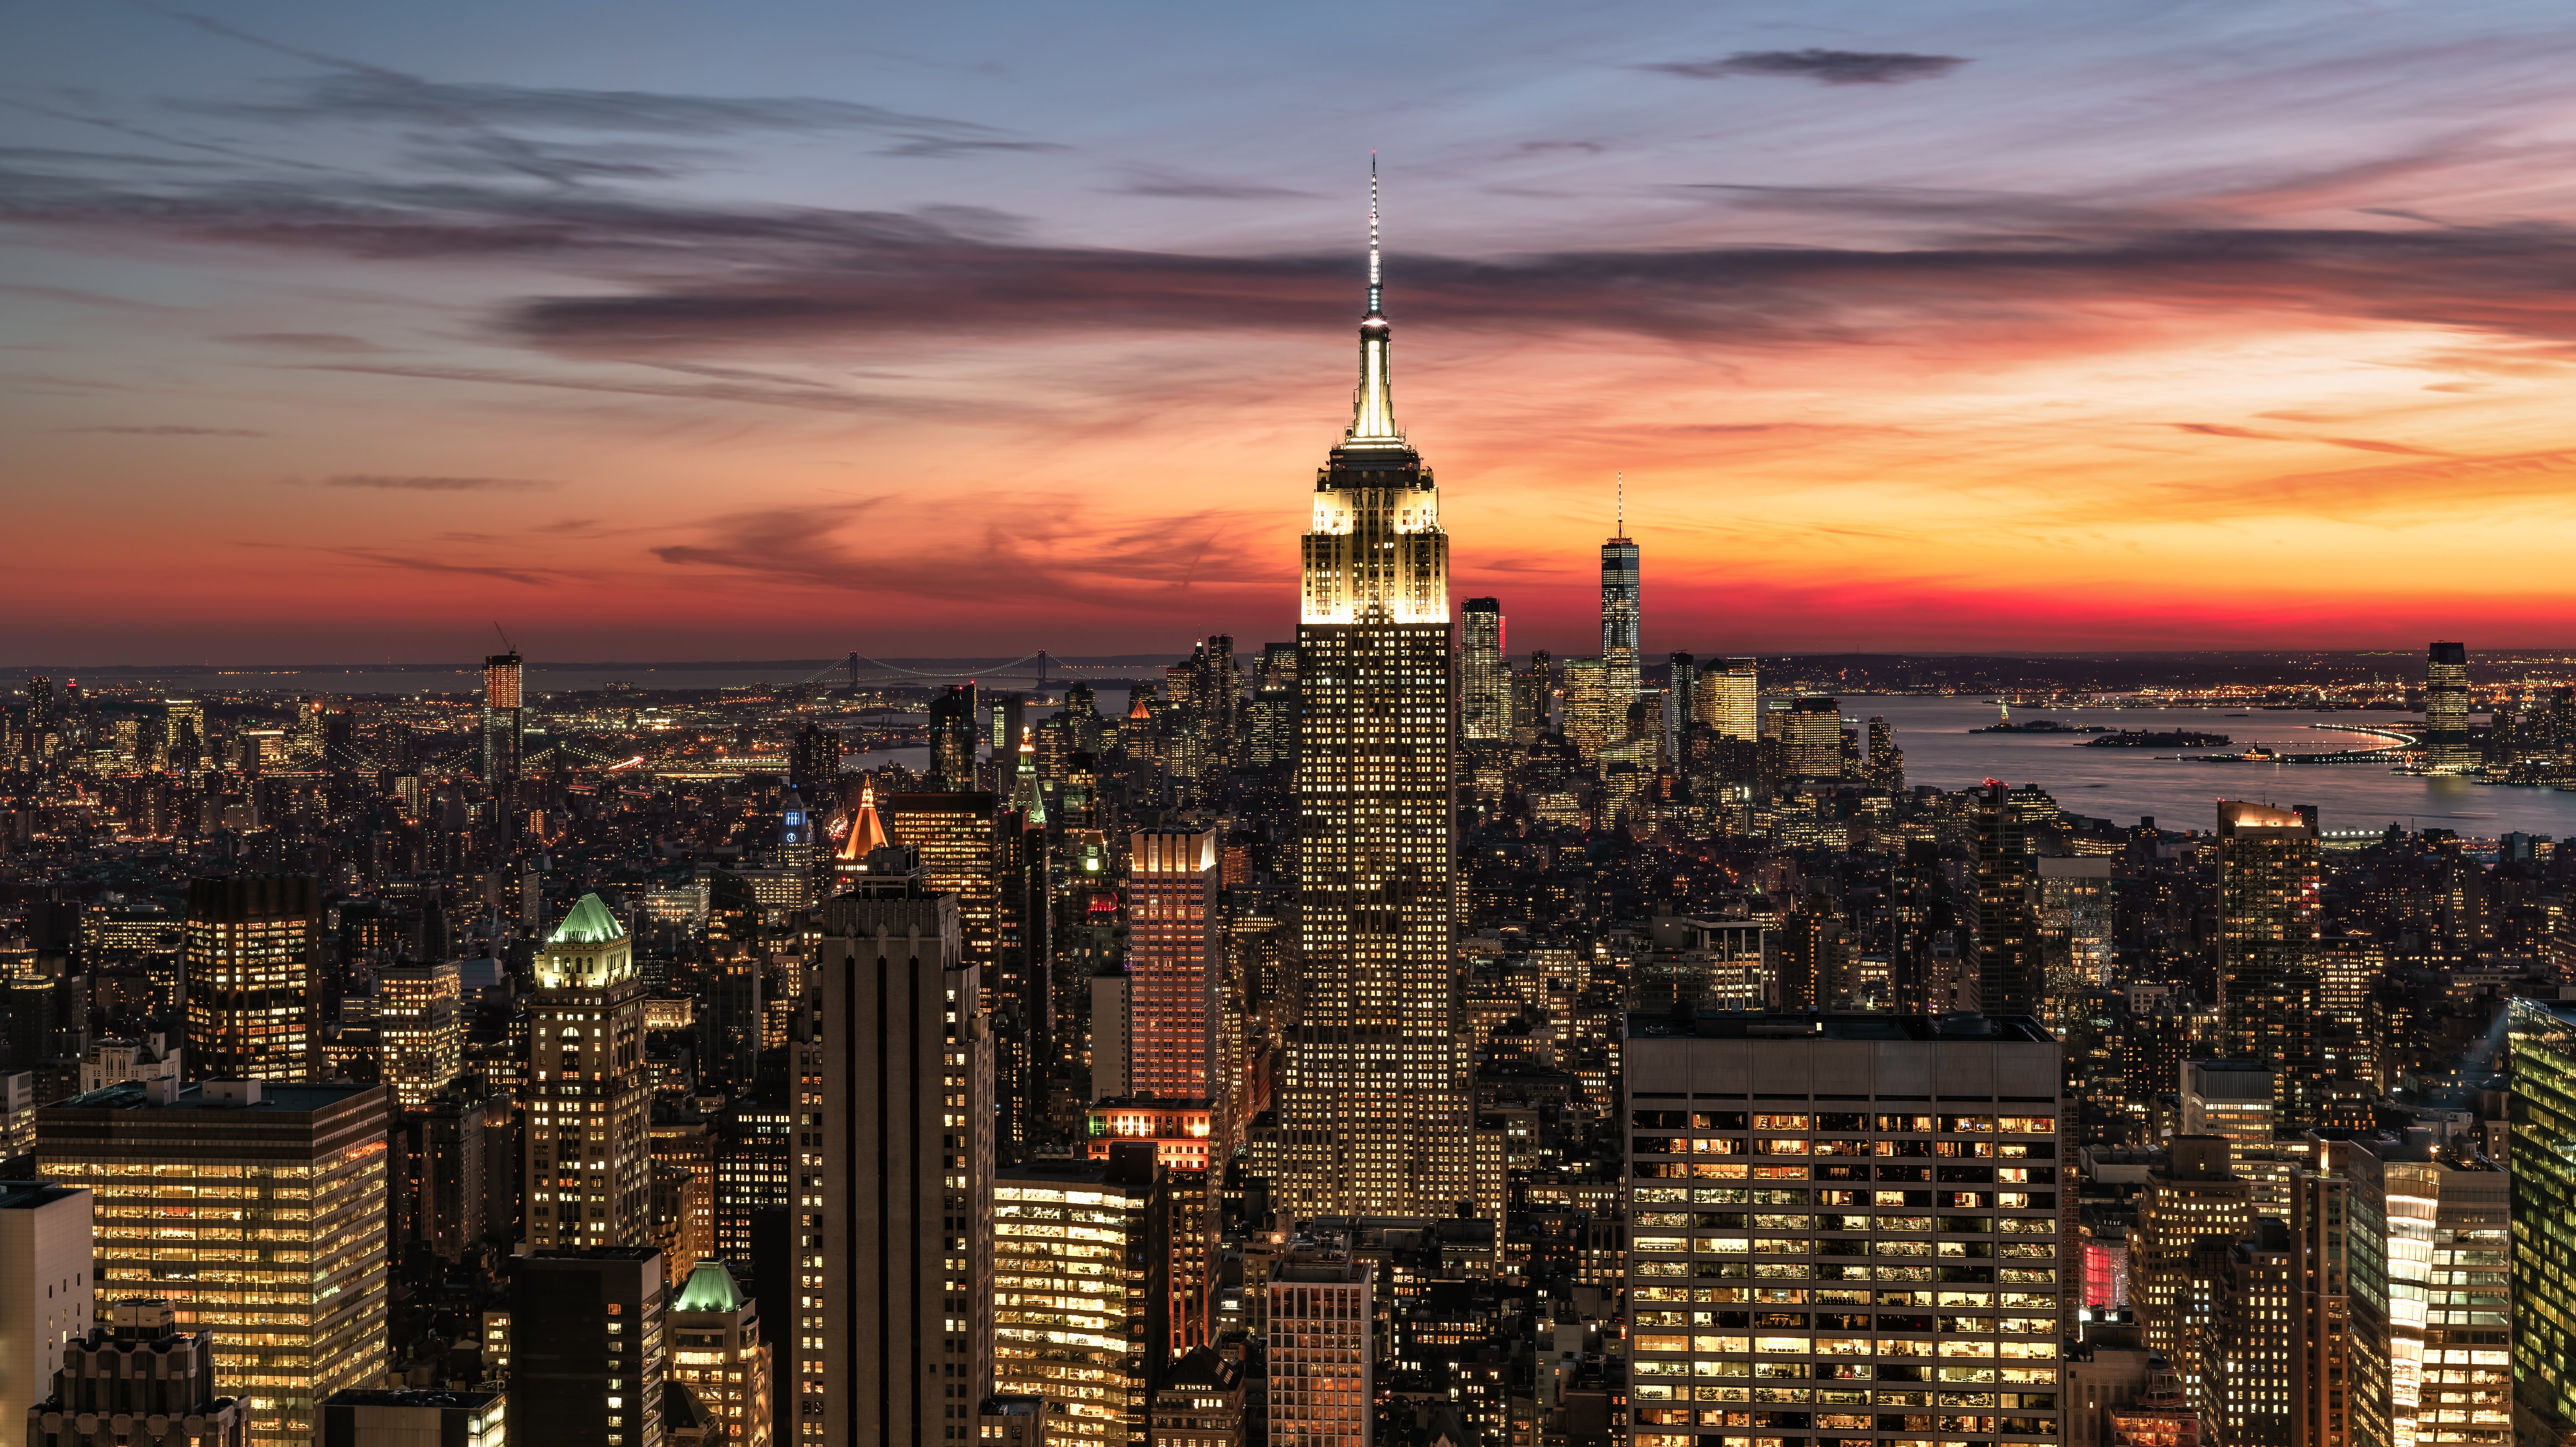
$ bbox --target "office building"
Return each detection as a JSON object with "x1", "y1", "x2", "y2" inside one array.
[
  {"x1": 513, "y1": 1248, "x2": 667, "y2": 1447},
  {"x1": 976, "y1": 1396, "x2": 1044, "y2": 1447},
  {"x1": 991, "y1": 1150, "x2": 1166, "y2": 1447},
  {"x1": 795, "y1": 865, "x2": 994, "y2": 1446},
  {"x1": 2423, "y1": 644, "x2": 2472, "y2": 773},
  {"x1": 1694, "y1": 659, "x2": 1758, "y2": 743},
  {"x1": 183, "y1": 876, "x2": 320, "y2": 1083},
  {"x1": 2341, "y1": 1130, "x2": 2508, "y2": 1447},
  {"x1": 1461, "y1": 598, "x2": 1507, "y2": 743},
  {"x1": 1624, "y1": 1013, "x2": 2067, "y2": 1447},
  {"x1": 2193, "y1": 1218, "x2": 2296, "y2": 1447},
  {"x1": 883, "y1": 792, "x2": 1000, "y2": 999},
  {"x1": 667, "y1": 1258, "x2": 770, "y2": 1447},
  {"x1": 2036, "y1": 857, "x2": 2112, "y2": 1027},
  {"x1": 525, "y1": 895, "x2": 652, "y2": 1250},
  {"x1": 483, "y1": 652, "x2": 523, "y2": 786},
  {"x1": 1781, "y1": 696, "x2": 1843, "y2": 780},
  {"x1": 319, "y1": 1390, "x2": 502, "y2": 1447},
  {"x1": 928, "y1": 686, "x2": 979, "y2": 792},
  {"x1": 38, "y1": 1081, "x2": 389, "y2": 1447},
  {"x1": 1601, "y1": 498, "x2": 1642, "y2": 716},
  {"x1": 32, "y1": 1299, "x2": 246, "y2": 1447},
  {"x1": 2133, "y1": 1138, "x2": 2251, "y2": 1365},
  {"x1": 2507, "y1": 999, "x2": 2576, "y2": 1446},
  {"x1": 1128, "y1": 830, "x2": 1220, "y2": 1104},
  {"x1": 1561, "y1": 656, "x2": 1612, "y2": 764},
  {"x1": 1281, "y1": 167, "x2": 1471, "y2": 1219},
  {"x1": 1975, "y1": 785, "x2": 2041, "y2": 1016},
  {"x1": 712, "y1": 1101, "x2": 791, "y2": 1301},
  {"x1": 377, "y1": 961, "x2": 462, "y2": 1112},
  {"x1": 1266, "y1": 1243, "x2": 1374, "y2": 1447},
  {"x1": 1511, "y1": 651, "x2": 1553, "y2": 747},
  {"x1": 1149, "y1": 1348, "x2": 1245, "y2": 1447},
  {"x1": 0, "y1": 1181, "x2": 92, "y2": 1424},
  {"x1": 2179, "y1": 1061, "x2": 2287, "y2": 1213},
  {"x1": 2215, "y1": 802, "x2": 2323, "y2": 1127}
]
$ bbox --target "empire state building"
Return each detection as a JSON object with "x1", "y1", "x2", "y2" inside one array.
[{"x1": 1280, "y1": 166, "x2": 1471, "y2": 1217}]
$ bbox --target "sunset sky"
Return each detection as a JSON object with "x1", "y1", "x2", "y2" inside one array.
[{"x1": 13, "y1": 0, "x2": 2576, "y2": 663}]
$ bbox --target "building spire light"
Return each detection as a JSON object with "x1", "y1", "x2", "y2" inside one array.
[{"x1": 1344, "y1": 153, "x2": 1404, "y2": 448}]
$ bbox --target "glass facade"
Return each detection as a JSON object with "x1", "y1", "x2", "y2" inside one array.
[
  {"x1": 38, "y1": 1084, "x2": 389, "y2": 1447},
  {"x1": 2508, "y1": 999, "x2": 2576, "y2": 1442}
]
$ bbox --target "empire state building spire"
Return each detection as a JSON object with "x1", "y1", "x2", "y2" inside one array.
[{"x1": 1344, "y1": 154, "x2": 1404, "y2": 449}]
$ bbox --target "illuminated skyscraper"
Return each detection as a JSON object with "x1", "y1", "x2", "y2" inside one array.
[
  {"x1": 1693, "y1": 657, "x2": 1758, "y2": 741},
  {"x1": 1974, "y1": 783, "x2": 2040, "y2": 1016},
  {"x1": 2506, "y1": 999, "x2": 2576, "y2": 1445},
  {"x1": 797, "y1": 866, "x2": 993, "y2": 1447},
  {"x1": 1600, "y1": 480, "x2": 1641, "y2": 713},
  {"x1": 1781, "y1": 695, "x2": 1844, "y2": 779},
  {"x1": 39, "y1": 1081, "x2": 389, "y2": 1447},
  {"x1": 375, "y1": 960, "x2": 461, "y2": 1112},
  {"x1": 2342, "y1": 1131, "x2": 2509, "y2": 1447},
  {"x1": 927, "y1": 684, "x2": 979, "y2": 792},
  {"x1": 1282, "y1": 164, "x2": 1471, "y2": 1218},
  {"x1": 668, "y1": 1257, "x2": 772, "y2": 1447},
  {"x1": 184, "y1": 875, "x2": 320, "y2": 1083},
  {"x1": 2423, "y1": 642, "x2": 2471, "y2": 772},
  {"x1": 1460, "y1": 598, "x2": 1507, "y2": 743},
  {"x1": 524, "y1": 894, "x2": 652, "y2": 1250},
  {"x1": 1127, "y1": 829, "x2": 1220, "y2": 1103},
  {"x1": 483, "y1": 652, "x2": 523, "y2": 786},
  {"x1": 2217, "y1": 800, "x2": 2324, "y2": 1125}
]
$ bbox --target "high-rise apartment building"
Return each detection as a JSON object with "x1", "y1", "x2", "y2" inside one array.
[
  {"x1": 1624, "y1": 1013, "x2": 2067, "y2": 1447},
  {"x1": 991, "y1": 1150, "x2": 1166, "y2": 1447},
  {"x1": 525, "y1": 895, "x2": 652, "y2": 1250},
  {"x1": 787, "y1": 724, "x2": 839, "y2": 802},
  {"x1": 668, "y1": 1258, "x2": 771, "y2": 1447},
  {"x1": 1267, "y1": 1243, "x2": 1373, "y2": 1447},
  {"x1": 376, "y1": 960, "x2": 461, "y2": 1112},
  {"x1": 2194, "y1": 1220, "x2": 2297, "y2": 1447},
  {"x1": 1974, "y1": 785, "x2": 2041, "y2": 1016},
  {"x1": 2423, "y1": 643, "x2": 2472, "y2": 773},
  {"x1": 34, "y1": 1299, "x2": 246, "y2": 1447},
  {"x1": 2216, "y1": 801, "x2": 2323, "y2": 1126},
  {"x1": 39, "y1": 1081, "x2": 389, "y2": 1447},
  {"x1": 1129, "y1": 829, "x2": 1220, "y2": 1103},
  {"x1": 483, "y1": 651, "x2": 524, "y2": 786},
  {"x1": 1281, "y1": 168, "x2": 1471, "y2": 1220},
  {"x1": 795, "y1": 867, "x2": 994, "y2": 1447},
  {"x1": 928, "y1": 685, "x2": 979, "y2": 792},
  {"x1": 2506, "y1": 999, "x2": 2576, "y2": 1446},
  {"x1": 1461, "y1": 598, "x2": 1508, "y2": 743},
  {"x1": 514, "y1": 1247, "x2": 667, "y2": 1447},
  {"x1": 0, "y1": 1181, "x2": 92, "y2": 1424},
  {"x1": 183, "y1": 875, "x2": 320, "y2": 1082},
  {"x1": 2341, "y1": 1130, "x2": 2509, "y2": 1447}
]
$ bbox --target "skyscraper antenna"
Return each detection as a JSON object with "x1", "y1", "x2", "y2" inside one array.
[
  {"x1": 1368, "y1": 151, "x2": 1381, "y2": 316},
  {"x1": 1616, "y1": 473, "x2": 1624, "y2": 535}
]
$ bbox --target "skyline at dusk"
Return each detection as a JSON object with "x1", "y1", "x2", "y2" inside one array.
[{"x1": 18, "y1": 0, "x2": 2576, "y2": 661}]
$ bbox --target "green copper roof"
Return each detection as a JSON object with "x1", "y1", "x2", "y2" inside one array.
[
  {"x1": 673, "y1": 1257, "x2": 745, "y2": 1313},
  {"x1": 548, "y1": 893, "x2": 626, "y2": 945}
]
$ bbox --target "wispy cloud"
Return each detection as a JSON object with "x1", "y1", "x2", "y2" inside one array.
[
  {"x1": 63, "y1": 423, "x2": 265, "y2": 436},
  {"x1": 1639, "y1": 49, "x2": 1969, "y2": 85},
  {"x1": 1109, "y1": 166, "x2": 1314, "y2": 200},
  {"x1": 317, "y1": 547, "x2": 574, "y2": 585},
  {"x1": 322, "y1": 474, "x2": 562, "y2": 492}
]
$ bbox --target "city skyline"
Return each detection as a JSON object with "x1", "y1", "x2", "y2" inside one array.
[{"x1": 16, "y1": 1, "x2": 2576, "y2": 660}]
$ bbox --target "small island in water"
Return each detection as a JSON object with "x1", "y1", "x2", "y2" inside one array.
[{"x1": 2082, "y1": 730, "x2": 2233, "y2": 748}]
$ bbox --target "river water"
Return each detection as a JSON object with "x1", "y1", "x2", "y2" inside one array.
[{"x1": 1854, "y1": 696, "x2": 2576, "y2": 839}]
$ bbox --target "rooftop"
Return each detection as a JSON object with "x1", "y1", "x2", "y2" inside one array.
[
  {"x1": 325, "y1": 1390, "x2": 504, "y2": 1411},
  {"x1": 46, "y1": 1081, "x2": 380, "y2": 1114},
  {"x1": 0, "y1": 1181, "x2": 83, "y2": 1210},
  {"x1": 1626, "y1": 1011, "x2": 2055, "y2": 1043},
  {"x1": 547, "y1": 893, "x2": 625, "y2": 946}
]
